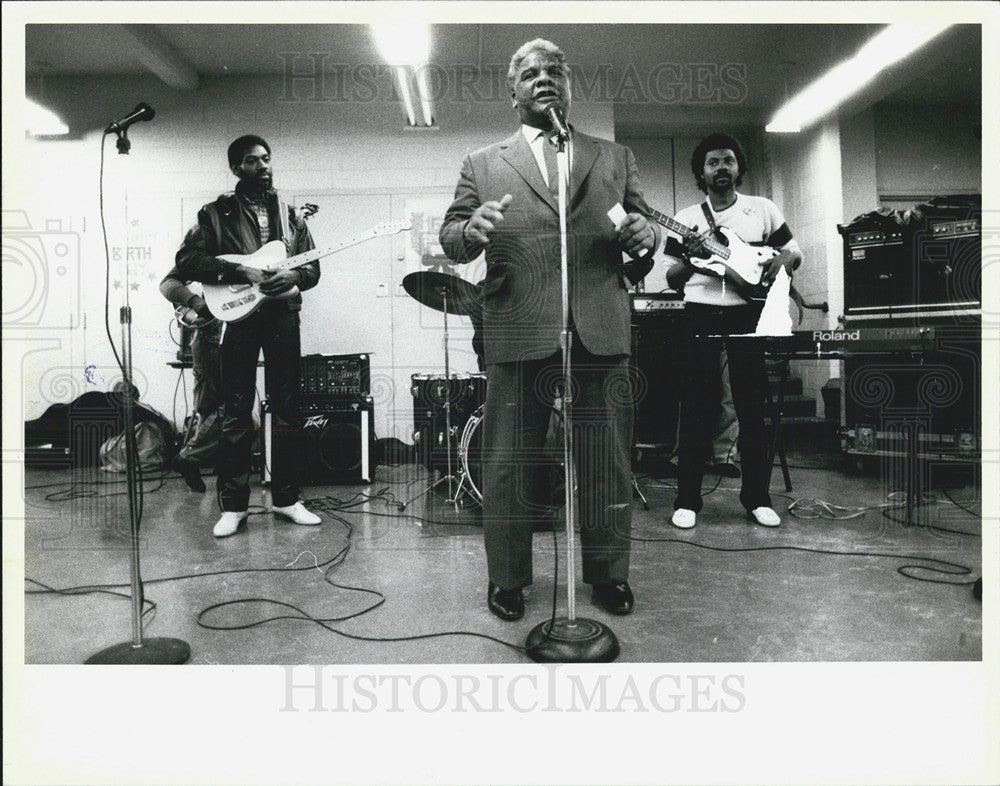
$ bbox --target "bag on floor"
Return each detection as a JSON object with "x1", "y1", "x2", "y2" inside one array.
[{"x1": 99, "y1": 421, "x2": 170, "y2": 473}]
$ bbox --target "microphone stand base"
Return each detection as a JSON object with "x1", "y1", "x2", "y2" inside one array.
[
  {"x1": 85, "y1": 637, "x2": 191, "y2": 665},
  {"x1": 525, "y1": 617, "x2": 620, "y2": 663}
]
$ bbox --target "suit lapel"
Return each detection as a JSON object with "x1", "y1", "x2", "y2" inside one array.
[
  {"x1": 499, "y1": 130, "x2": 558, "y2": 213},
  {"x1": 569, "y1": 132, "x2": 600, "y2": 206}
]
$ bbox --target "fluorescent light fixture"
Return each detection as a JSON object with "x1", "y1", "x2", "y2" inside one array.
[
  {"x1": 766, "y1": 21, "x2": 952, "y2": 133},
  {"x1": 372, "y1": 22, "x2": 431, "y2": 67},
  {"x1": 414, "y1": 67, "x2": 435, "y2": 126},
  {"x1": 394, "y1": 66, "x2": 418, "y2": 126},
  {"x1": 26, "y1": 96, "x2": 69, "y2": 136},
  {"x1": 372, "y1": 23, "x2": 435, "y2": 127}
]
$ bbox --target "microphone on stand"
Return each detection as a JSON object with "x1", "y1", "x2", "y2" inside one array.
[
  {"x1": 106, "y1": 103, "x2": 155, "y2": 155},
  {"x1": 545, "y1": 105, "x2": 570, "y2": 142},
  {"x1": 105, "y1": 102, "x2": 156, "y2": 134}
]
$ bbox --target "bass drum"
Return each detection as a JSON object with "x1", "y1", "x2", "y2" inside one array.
[
  {"x1": 457, "y1": 404, "x2": 565, "y2": 509},
  {"x1": 459, "y1": 404, "x2": 485, "y2": 504}
]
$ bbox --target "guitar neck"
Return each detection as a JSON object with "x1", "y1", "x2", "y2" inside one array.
[
  {"x1": 648, "y1": 207, "x2": 730, "y2": 260},
  {"x1": 275, "y1": 231, "x2": 378, "y2": 271}
]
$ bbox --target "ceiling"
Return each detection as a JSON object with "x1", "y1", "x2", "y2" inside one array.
[{"x1": 24, "y1": 23, "x2": 982, "y2": 130}]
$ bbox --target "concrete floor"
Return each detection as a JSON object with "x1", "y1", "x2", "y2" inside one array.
[{"x1": 22, "y1": 443, "x2": 982, "y2": 664}]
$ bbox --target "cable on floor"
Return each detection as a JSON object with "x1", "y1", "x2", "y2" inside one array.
[{"x1": 26, "y1": 503, "x2": 526, "y2": 657}]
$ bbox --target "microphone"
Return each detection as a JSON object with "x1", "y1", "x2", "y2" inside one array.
[
  {"x1": 545, "y1": 106, "x2": 570, "y2": 142},
  {"x1": 105, "y1": 103, "x2": 156, "y2": 134}
]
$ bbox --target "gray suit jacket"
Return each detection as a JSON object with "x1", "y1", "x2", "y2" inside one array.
[{"x1": 439, "y1": 129, "x2": 658, "y2": 364}]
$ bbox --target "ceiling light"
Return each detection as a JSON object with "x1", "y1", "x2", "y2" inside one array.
[
  {"x1": 766, "y1": 22, "x2": 952, "y2": 133},
  {"x1": 372, "y1": 22, "x2": 431, "y2": 67},
  {"x1": 372, "y1": 23, "x2": 435, "y2": 127}
]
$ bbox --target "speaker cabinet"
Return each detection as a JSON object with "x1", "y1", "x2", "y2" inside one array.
[
  {"x1": 630, "y1": 294, "x2": 685, "y2": 450},
  {"x1": 263, "y1": 397, "x2": 375, "y2": 485},
  {"x1": 842, "y1": 321, "x2": 980, "y2": 458}
]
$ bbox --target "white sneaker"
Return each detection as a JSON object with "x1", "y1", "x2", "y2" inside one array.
[
  {"x1": 671, "y1": 508, "x2": 697, "y2": 529},
  {"x1": 748, "y1": 506, "x2": 781, "y2": 527},
  {"x1": 213, "y1": 511, "x2": 248, "y2": 538},
  {"x1": 273, "y1": 501, "x2": 321, "y2": 526}
]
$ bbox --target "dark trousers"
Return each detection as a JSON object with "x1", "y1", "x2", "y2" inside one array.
[
  {"x1": 178, "y1": 323, "x2": 222, "y2": 466},
  {"x1": 481, "y1": 341, "x2": 633, "y2": 589},
  {"x1": 675, "y1": 303, "x2": 771, "y2": 514},
  {"x1": 217, "y1": 304, "x2": 302, "y2": 511}
]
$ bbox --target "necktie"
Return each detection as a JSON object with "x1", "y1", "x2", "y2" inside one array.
[{"x1": 541, "y1": 131, "x2": 563, "y2": 197}]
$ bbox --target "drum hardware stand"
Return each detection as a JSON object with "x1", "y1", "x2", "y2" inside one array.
[
  {"x1": 400, "y1": 284, "x2": 478, "y2": 512},
  {"x1": 525, "y1": 122, "x2": 619, "y2": 663},
  {"x1": 86, "y1": 128, "x2": 190, "y2": 664},
  {"x1": 631, "y1": 475, "x2": 649, "y2": 509},
  {"x1": 628, "y1": 280, "x2": 650, "y2": 510}
]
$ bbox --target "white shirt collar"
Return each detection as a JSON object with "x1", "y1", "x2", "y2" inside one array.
[{"x1": 521, "y1": 124, "x2": 548, "y2": 143}]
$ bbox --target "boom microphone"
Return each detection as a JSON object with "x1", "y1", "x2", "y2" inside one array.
[
  {"x1": 546, "y1": 106, "x2": 570, "y2": 142},
  {"x1": 105, "y1": 103, "x2": 156, "y2": 134}
]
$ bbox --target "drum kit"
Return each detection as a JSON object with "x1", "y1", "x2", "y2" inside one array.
[
  {"x1": 399, "y1": 270, "x2": 644, "y2": 514},
  {"x1": 400, "y1": 270, "x2": 485, "y2": 509}
]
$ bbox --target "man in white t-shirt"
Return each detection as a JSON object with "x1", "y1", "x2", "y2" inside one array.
[{"x1": 663, "y1": 133, "x2": 802, "y2": 529}]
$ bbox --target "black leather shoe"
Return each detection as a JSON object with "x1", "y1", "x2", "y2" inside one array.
[
  {"x1": 488, "y1": 582, "x2": 524, "y2": 621},
  {"x1": 592, "y1": 581, "x2": 635, "y2": 615},
  {"x1": 174, "y1": 456, "x2": 206, "y2": 492}
]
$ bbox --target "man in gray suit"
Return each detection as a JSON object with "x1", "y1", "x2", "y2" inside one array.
[{"x1": 440, "y1": 39, "x2": 659, "y2": 620}]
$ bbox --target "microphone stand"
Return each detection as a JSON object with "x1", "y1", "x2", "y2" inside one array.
[
  {"x1": 525, "y1": 129, "x2": 620, "y2": 663},
  {"x1": 86, "y1": 133, "x2": 190, "y2": 665}
]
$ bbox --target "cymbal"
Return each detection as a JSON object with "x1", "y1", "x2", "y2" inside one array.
[{"x1": 402, "y1": 271, "x2": 481, "y2": 318}]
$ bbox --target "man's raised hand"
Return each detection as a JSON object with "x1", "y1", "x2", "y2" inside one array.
[{"x1": 464, "y1": 194, "x2": 513, "y2": 245}]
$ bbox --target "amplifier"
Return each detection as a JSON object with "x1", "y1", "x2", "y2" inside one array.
[
  {"x1": 630, "y1": 296, "x2": 685, "y2": 450},
  {"x1": 840, "y1": 226, "x2": 912, "y2": 314},
  {"x1": 630, "y1": 292, "x2": 685, "y2": 314},
  {"x1": 299, "y1": 353, "x2": 371, "y2": 399},
  {"x1": 840, "y1": 202, "x2": 981, "y2": 319},
  {"x1": 263, "y1": 396, "x2": 375, "y2": 485}
]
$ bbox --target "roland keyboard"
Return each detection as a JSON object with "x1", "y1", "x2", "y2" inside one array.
[
  {"x1": 792, "y1": 326, "x2": 937, "y2": 354},
  {"x1": 717, "y1": 326, "x2": 939, "y2": 356}
]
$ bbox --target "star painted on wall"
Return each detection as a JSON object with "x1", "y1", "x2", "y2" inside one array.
[{"x1": 113, "y1": 280, "x2": 122, "y2": 289}]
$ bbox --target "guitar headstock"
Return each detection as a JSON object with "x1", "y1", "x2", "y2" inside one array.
[{"x1": 372, "y1": 219, "x2": 413, "y2": 237}]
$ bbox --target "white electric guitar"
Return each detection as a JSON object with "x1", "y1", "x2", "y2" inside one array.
[
  {"x1": 202, "y1": 219, "x2": 412, "y2": 322},
  {"x1": 649, "y1": 207, "x2": 779, "y2": 302}
]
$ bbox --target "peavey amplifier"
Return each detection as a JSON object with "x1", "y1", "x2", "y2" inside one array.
[
  {"x1": 263, "y1": 396, "x2": 375, "y2": 485},
  {"x1": 299, "y1": 353, "x2": 371, "y2": 400}
]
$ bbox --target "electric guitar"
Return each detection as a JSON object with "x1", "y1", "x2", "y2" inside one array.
[
  {"x1": 174, "y1": 204, "x2": 324, "y2": 327},
  {"x1": 649, "y1": 207, "x2": 779, "y2": 302},
  {"x1": 202, "y1": 218, "x2": 412, "y2": 322}
]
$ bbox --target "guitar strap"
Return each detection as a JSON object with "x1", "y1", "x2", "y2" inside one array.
[
  {"x1": 699, "y1": 201, "x2": 728, "y2": 300},
  {"x1": 276, "y1": 196, "x2": 292, "y2": 252},
  {"x1": 700, "y1": 200, "x2": 718, "y2": 233}
]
